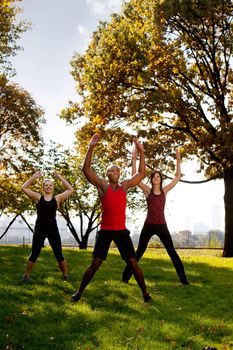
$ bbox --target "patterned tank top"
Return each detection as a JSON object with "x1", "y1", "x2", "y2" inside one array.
[
  {"x1": 100, "y1": 185, "x2": 126, "y2": 230},
  {"x1": 144, "y1": 190, "x2": 166, "y2": 225}
]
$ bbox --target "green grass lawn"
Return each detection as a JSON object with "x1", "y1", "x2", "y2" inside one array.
[{"x1": 0, "y1": 245, "x2": 232, "y2": 350}]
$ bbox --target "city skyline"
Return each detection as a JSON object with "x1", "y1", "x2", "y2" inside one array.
[{"x1": 0, "y1": 206, "x2": 224, "y2": 245}]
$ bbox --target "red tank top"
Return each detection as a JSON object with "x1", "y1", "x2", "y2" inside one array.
[
  {"x1": 100, "y1": 185, "x2": 126, "y2": 230},
  {"x1": 144, "y1": 190, "x2": 166, "y2": 225}
]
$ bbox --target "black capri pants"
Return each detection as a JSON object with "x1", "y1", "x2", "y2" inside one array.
[
  {"x1": 28, "y1": 229, "x2": 65, "y2": 263},
  {"x1": 122, "y1": 223, "x2": 186, "y2": 281}
]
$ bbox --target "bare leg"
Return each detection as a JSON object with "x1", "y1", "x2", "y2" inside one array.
[
  {"x1": 72, "y1": 258, "x2": 103, "y2": 302},
  {"x1": 58, "y1": 260, "x2": 68, "y2": 279},
  {"x1": 22, "y1": 260, "x2": 35, "y2": 281},
  {"x1": 127, "y1": 257, "x2": 151, "y2": 301},
  {"x1": 122, "y1": 225, "x2": 151, "y2": 283}
]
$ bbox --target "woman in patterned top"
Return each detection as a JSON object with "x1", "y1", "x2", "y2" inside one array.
[{"x1": 122, "y1": 147, "x2": 189, "y2": 285}]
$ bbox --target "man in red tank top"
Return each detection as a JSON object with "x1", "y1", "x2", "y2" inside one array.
[{"x1": 71, "y1": 134, "x2": 151, "y2": 303}]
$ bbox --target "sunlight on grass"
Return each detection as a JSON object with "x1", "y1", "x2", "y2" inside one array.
[{"x1": 0, "y1": 246, "x2": 232, "y2": 350}]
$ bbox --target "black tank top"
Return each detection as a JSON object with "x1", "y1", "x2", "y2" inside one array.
[{"x1": 35, "y1": 196, "x2": 58, "y2": 232}]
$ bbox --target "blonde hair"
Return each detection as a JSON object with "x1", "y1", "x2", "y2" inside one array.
[{"x1": 42, "y1": 178, "x2": 54, "y2": 190}]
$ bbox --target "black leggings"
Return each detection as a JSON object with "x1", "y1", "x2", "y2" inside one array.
[
  {"x1": 122, "y1": 223, "x2": 187, "y2": 282},
  {"x1": 28, "y1": 229, "x2": 65, "y2": 263}
]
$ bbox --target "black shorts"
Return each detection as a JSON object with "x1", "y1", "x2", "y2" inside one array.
[{"x1": 93, "y1": 229, "x2": 136, "y2": 261}]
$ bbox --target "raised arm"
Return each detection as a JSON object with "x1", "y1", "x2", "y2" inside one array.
[
  {"x1": 123, "y1": 139, "x2": 145, "y2": 191},
  {"x1": 54, "y1": 172, "x2": 74, "y2": 205},
  {"x1": 131, "y1": 144, "x2": 150, "y2": 195},
  {"x1": 163, "y1": 148, "x2": 181, "y2": 194},
  {"x1": 131, "y1": 145, "x2": 138, "y2": 177},
  {"x1": 82, "y1": 134, "x2": 104, "y2": 188},
  {"x1": 21, "y1": 170, "x2": 42, "y2": 202}
]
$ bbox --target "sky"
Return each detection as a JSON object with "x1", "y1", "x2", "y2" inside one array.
[{"x1": 10, "y1": 0, "x2": 225, "y2": 233}]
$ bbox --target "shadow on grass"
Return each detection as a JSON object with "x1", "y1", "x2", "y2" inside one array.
[{"x1": 0, "y1": 245, "x2": 232, "y2": 350}]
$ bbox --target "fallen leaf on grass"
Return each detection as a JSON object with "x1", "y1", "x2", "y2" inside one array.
[
  {"x1": 137, "y1": 326, "x2": 145, "y2": 333},
  {"x1": 4, "y1": 315, "x2": 15, "y2": 323}
]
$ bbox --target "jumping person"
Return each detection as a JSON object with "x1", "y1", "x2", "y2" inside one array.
[
  {"x1": 71, "y1": 134, "x2": 151, "y2": 302},
  {"x1": 122, "y1": 146, "x2": 189, "y2": 285},
  {"x1": 21, "y1": 170, "x2": 74, "y2": 281}
]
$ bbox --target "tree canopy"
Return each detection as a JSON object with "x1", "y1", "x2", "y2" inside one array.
[
  {"x1": 61, "y1": 0, "x2": 233, "y2": 256},
  {"x1": 62, "y1": 0, "x2": 232, "y2": 177},
  {"x1": 0, "y1": 75, "x2": 45, "y2": 172},
  {"x1": 0, "y1": 0, "x2": 29, "y2": 75},
  {"x1": 0, "y1": 0, "x2": 45, "y2": 173}
]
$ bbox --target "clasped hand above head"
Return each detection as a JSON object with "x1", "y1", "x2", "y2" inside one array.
[
  {"x1": 133, "y1": 139, "x2": 144, "y2": 151},
  {"x1": 89, "y1": 134, "x2": 100, "y2": 147},
  {"x1": 131, "y1": 139, "x2": 144, "y2": 160}
]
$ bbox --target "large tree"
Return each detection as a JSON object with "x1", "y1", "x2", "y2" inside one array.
[
  {"x1": 61, "y1": 0, "x2": 233, "y2": 256},
  {"x1": 0, "y1": 0, "x2": 29, "y2": 75},
  {"x1": 0, "y1": 0, "x2": 45, "y2": 172},
  {"x1": 0, "y1": 75, "x2": 45, "y2": 172}
]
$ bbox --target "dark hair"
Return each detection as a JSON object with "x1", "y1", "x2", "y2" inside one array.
[{"x1": 150, "y1": 170, "x2": 163, "y2": 190}]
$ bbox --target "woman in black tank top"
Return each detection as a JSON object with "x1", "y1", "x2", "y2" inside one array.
[{"x1": 21, "y1": 170, "x2": 74, "y2": 282}]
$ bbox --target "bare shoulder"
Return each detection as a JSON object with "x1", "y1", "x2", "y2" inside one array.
[
  {"x1": 33, "y1": 193, "x2": 42, "y2": 203},
  {"x1": 161, "y1": 187, "x2": 169, "y2": 198},
  {"x1": 23, "y1": 189, "x2": 41, "y2": 202},
  {"x1": 138, "y1": 182, "x2": 150, "y2": 196},
  {"x1": 143, "y1": 185, "x2": 151, "y2": 198},
  {"x1": 120, "y1": 179, "x2": 130, "y2": 193},
  {"x1": 97, "y1": 179, "x2": 109, "y2": 197}
]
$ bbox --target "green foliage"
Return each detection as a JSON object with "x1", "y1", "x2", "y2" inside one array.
[
  {"x1": 0, "y1": 246, "x2": 232, "y2": 349},
  {"x1": 0, "y1": 0, "x2": 30, "y2": 75},
  {"x1": 62, "y1": 0, "x2": 233, "y2": 179},
  {"x1": 0, "y1": 172, "x2": 36, "y2": 216},
  {"x1": 60, "y1": 0, "x2": 233, "y2": 256},
  {"x1": 0, "y1": 1, "x2": 45, "y2": 173},
  {"x1": 0, "y1": 74, "x2": 45, "y2": 173}
]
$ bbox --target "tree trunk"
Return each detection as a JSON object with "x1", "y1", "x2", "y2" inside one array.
[
  {"x1": 58, "y1": 210, "x2": 81, "y2": 245},
  {"x1": 222, "y1": 166, "x2": 233, "y2": 257},
  {"x1": 58, "y1": 209, "x2": 100, "y2": 248},
  {"x1": 65, "y1": 219, "x2": 81, "y2": 245},
  {"x1": 0, "y1": 214, "x2": 19, "y2": 240},
  {"x1": 79, "y1": 236, "x2": 88, "y2": 249},
  {"x1": 20, "y1": 214, "x2": 34, "y2": 233}
]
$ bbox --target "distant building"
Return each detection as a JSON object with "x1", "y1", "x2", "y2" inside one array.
[
  {"x1": 172, "y1": 230, "x2": 192, "y2": 247},
  {"x1": 193, "y1": 222, "x2": 209, "y2": 235}
]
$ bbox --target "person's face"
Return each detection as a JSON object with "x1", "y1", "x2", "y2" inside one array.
[
  {"x1": 152, "y1": 172, "x2": 161, "y2": 185},
  {"x1": 106, "y1": 166, "x2": 121, "y2": 183},
  {"x1": 43, "y1": 180, "x2": 54, "y2": 193}
]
